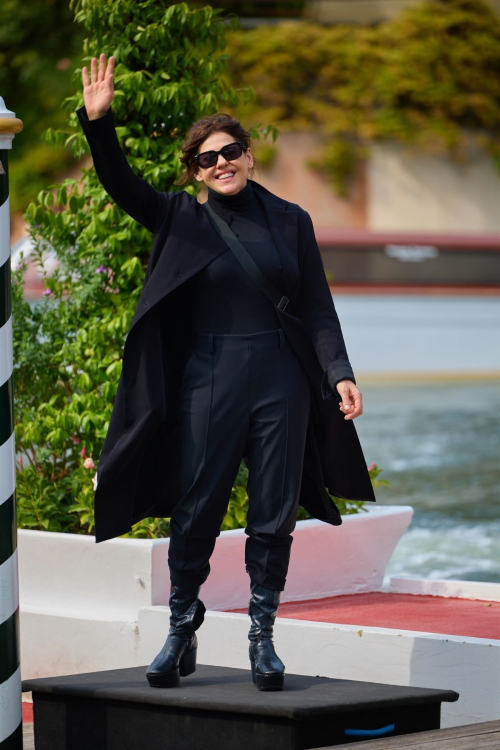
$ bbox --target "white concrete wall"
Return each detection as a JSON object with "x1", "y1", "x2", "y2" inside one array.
[
  {"x1": 390, "y1": 576, "x2": 500, "y2": 602},
  {"x1": 21, "y1": 607, "x2": 141, "y2": 678},
  {"x1": 18, "y1": 531, "x2": 154, "y2": 619},
  {"x1": 368, "y1": 137, "x2": 500, "y2": 233}
]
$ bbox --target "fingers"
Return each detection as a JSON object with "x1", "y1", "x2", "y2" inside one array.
[
  {"x1": 90, "y1": 55, "x2": 97, "y2": 85},
  {"x1": 84, "y1": 54, "x2": 113, "y2": 89},
  {"x1": 350, "y1": 391, "x2": 363, "y2": 419},
  {"x1": 339, "y1": 389, "x2": 363, "y2": 420},
  {"x1": 98, "y1": 52, "x2": 106, "y2": 82},
  {"x1": 336, "y1": 384, "x2": 353, "y2": 414},
  {"x1": 106, "y1": 55, "x2": 115, "y2": 79}
]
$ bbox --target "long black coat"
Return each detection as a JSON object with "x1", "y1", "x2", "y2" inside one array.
[{"x1": 77, "y1": 106, "x2": 376, "y2": 543}]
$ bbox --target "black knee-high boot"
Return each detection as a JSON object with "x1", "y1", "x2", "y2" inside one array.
[
  {"x1": 248, "y1": 581, "x2": 285, "y2": 691},
  {"x1": 146, "y1": 583, "x2": 206, "y2": 688}
]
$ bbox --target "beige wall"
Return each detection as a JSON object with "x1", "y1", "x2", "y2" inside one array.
[
  {"x1": 368, "y1": 137, "x2": 500, "y2": 233},
  {"x1": 306, "y1": 0, "x2": 500, "y2": 24},
  {"x1": 252, "y1": 130, "x2": 367, "y2": 229}
]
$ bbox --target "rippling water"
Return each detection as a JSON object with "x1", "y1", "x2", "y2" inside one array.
[{"x1": 354, "y1": 380, "x2": 500, "y2": 584}]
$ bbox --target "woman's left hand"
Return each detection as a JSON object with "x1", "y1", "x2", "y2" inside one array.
[{"x1": 336, "y1": 380, "x2": 363, "y2": 420}]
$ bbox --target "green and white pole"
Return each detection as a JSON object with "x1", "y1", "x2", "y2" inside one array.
[{"x1": 0, "y1": 96, "x2": 23, "y2": 750}]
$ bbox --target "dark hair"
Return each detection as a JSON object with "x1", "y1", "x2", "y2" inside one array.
[{"x1": 174, "y1": 112, "x2": 257, "y2": 186}]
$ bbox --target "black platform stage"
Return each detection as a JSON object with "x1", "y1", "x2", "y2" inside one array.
[{"x1": 23, "y1": 664, "x2": 459, "y2": 750}]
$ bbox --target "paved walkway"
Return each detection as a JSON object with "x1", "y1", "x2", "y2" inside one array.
[
  {"x1": 231, "y1": 591, "x2": 500, "y2": 639},
  {"x1": 322, "y1": 719, "x2": 500, "y2": 749},
  {"x1": 23, "y1": 722, "x2": 34, "y2": 749}
]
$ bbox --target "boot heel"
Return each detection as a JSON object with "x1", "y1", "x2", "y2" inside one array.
[
  {"x1": 250, "y1": 659, "x2": 257, "y2": 684},
  {"x1": 179, "y1": 646, "x2": 197, "y2": 677}
]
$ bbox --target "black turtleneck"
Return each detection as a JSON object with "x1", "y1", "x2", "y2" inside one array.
[
  {"x1": 207, "y1": 177, "x2": 256, "y2": 213},
  {"x1": 187, "y1": 179, "x2": 283, "y2": 334}
]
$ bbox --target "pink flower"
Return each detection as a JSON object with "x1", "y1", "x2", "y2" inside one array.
[
  {"x1": 84, "y1": 457, "x2": 95, "y2": 470},
  {"x1": 42, "y1": 289, "x2": 52, "y2": 296},
  {"x1": 368, "y1": 462, "x2": 376, "y2": 471},
  {"x1": 18, "y1": 455, "x2": 23, "y2": 468},
  {"x1": 56, "y1": 58, "x2": 71, "y2": 71},
  {"x1": 95, "y1": 265, "x2": 108, "y2": 274},
  {"x1": 71, "y1": 434, "x2": 81, "y2": 444},
  {"x1": 80, "y1": 446, "x2": 86, "y2": 458}
]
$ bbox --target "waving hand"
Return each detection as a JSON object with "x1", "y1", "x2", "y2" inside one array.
[{"x1": 82, "y1": 53, "x2": 115, "y2": 121}]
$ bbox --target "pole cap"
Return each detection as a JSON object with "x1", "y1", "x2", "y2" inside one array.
[{"x1": 0, "y1": 97, "x2": 23, "y2": 149}]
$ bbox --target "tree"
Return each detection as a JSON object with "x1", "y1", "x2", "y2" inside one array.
[{"x1": 0, "y1": 0, "x2": 85, "y2": 211}]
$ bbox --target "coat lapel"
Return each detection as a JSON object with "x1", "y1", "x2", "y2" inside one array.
[
  {"x1": 251, "y1": 181, "x2": 299, "y2": 297},
  {"x1": 127, "y1": 180, "x2": 299, "y2": 338},
  {"x1": 127, "y1": 201, "x2": 230, "y2": 336}
]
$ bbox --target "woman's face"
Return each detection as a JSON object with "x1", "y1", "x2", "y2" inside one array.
[{"x1": 193, "y1": 131, "x2": 253, "y2": 195}]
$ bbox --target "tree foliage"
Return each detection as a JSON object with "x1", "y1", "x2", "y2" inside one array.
[
  {"x1": 0, "y1": 0, "x2": 85, "y2": 211},
  {"x1": 225, "y1": 0, "x2": 500, "y2": 194}
]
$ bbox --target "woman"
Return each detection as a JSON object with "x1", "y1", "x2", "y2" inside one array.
[{"x1": 79, "y1": 53, "x2": 373, "y2": 692}]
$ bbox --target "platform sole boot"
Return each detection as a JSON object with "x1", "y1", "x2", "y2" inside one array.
[
  {"x1": 248, "y1": 581, "x2": 285, "y2": 691},
  {"x1": 146, "y1": 583, "x2": 206, "y2": 688}
]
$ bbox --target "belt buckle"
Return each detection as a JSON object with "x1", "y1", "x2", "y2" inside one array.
[{"x1": 278, "y1": 296, "x2": 289, "y2": 311}]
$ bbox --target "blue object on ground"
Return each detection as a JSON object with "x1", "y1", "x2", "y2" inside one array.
[{"x1": 345, "y1": 723, "x2": 396, "y2": 737}]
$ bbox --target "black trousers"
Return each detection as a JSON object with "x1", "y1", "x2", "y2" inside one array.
[{"x1": 168, "y1": 327, "x2": 311, "y2": 592}]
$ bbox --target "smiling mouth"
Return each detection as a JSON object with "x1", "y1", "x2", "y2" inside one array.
[{"x1": 216, "y1": 172, "x2": 235, "y2": 180}]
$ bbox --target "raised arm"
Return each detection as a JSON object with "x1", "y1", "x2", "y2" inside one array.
[
  {"x1": 77, "y1": 53, "x2": 169, "y2": 234},
  {"x1": 296, "y1": 210, "x2": 356, "y2": 403}
]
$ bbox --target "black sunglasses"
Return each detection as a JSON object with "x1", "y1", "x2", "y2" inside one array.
[{"x1": 194, "y1": 141, "x2": 247, "y2": 169}]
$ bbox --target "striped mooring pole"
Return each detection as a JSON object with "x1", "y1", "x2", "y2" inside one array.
[{"x1": 0, "y1": 97, "x2": 23, "y2": 749}]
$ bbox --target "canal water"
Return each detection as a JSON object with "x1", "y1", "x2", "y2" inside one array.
[{"x1": 355, "y1": 379, "x2": 500, "y2": 585}]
